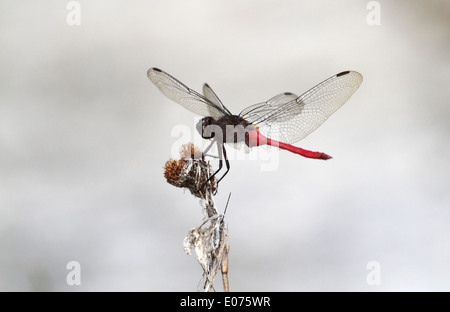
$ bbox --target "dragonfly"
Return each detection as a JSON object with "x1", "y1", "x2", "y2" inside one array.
[{"x1": 148, "y1": 67, "x2": 363, "y2": 186}]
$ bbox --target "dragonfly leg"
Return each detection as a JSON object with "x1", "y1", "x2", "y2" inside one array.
[
  {"x1": 216, "y1": 144, "x2": 230, "y2": 185},
  {"x1": 201, "y1": 141, "x2": 223, "y2": 191}
]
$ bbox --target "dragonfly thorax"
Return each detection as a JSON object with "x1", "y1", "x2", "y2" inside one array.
[{"x1": 197, "y1": 115, "x2": 257, "y2": 144}]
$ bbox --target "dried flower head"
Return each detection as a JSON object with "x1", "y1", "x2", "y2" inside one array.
[
  {"x1": 163, "y1": 158, "x2": 186, "y2": 182},
  {"x1": 180, "y1": 142, "x2": 203, "y2": 160},
  {"x1": 163, "y1": 143, "x2": 216, "y2": 198}
]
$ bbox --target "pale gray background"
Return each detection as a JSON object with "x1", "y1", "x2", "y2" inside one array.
[{"x1": 1, "y1": 0, "x2": 449, "y2": 291}]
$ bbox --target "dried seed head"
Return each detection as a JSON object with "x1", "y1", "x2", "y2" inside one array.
[
  {"x1": 163, "y1": 143, "x2": 216, "y2": 198},
  {"x1": 163, "y1": 158, "x2": 186, "y2": 182},
  {"x1": 180, "y1": 142, "x2": 203, "y2": 160}
]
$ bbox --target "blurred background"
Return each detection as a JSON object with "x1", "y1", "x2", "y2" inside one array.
[{"x1": 0, "y1": 0, "x2": 449, "y2": 291}]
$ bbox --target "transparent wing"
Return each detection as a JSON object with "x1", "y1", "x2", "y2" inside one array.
[
  {"x1": 203, "y1": 83, "x2": 233, "y2": 119},
  {"x1": 239, "y1": 92, "x2": 298, "y2": 122},
  {"x1": 240, "y1": 71, "x2": 363, "y2": 144},
  {"x1": 147, "y1": 68, "x2": 228, "y2": 118}
]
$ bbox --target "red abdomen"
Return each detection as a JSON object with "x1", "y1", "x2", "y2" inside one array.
[{"x1": 246, "y1": 130, "x2": 331, "y2": 160}]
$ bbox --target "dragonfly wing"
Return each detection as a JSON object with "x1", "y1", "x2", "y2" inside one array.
[
  {"x1": 240, "y1": 71, "x2": 363, "y2": 144},
  {"x1": 239, "y1": 92, "x2": 298, "y2": 122},
  {"x1": 147, "y1": 68, "x2": 227, "y2": 118},
  {"x1": 266, "y1": 92, "x2": 299, "y2": 106},
  {"x1": 203, "y1": 83, "x2": 233, "y2": 119}
]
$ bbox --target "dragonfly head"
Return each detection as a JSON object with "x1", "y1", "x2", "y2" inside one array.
[{"x1": 196, "y1": 117, "x2": 216, "y2": 139}]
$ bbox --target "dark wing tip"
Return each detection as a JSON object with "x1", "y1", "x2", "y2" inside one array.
[
  {"x1": 147, "y1": 67, "x2": 163, "y2": 80},
  {"x1": 284, "y1": 92, "x2": 294, "y2": 95},
  {"x1": 336, "y1": 71, "x2": 350, "y2": 77}
]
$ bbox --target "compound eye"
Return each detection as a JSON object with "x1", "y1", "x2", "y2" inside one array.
[
  {"x1": 196, "y1": 119, "x2": 203, "y2": 136},
  {"x1": 196, "y1": 117, "x2": 215, "y2": 139}
]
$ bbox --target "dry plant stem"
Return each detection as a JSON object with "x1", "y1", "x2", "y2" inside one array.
[
  {"x1": 194, "y1": 177, "x2": 229, "y2": 292},
  {"x1": 221, "y1": 242, "x2": 230, "y2": 292},
  {"x1": 165, "y1": 143, "x2": 230, "y2": 292}
]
